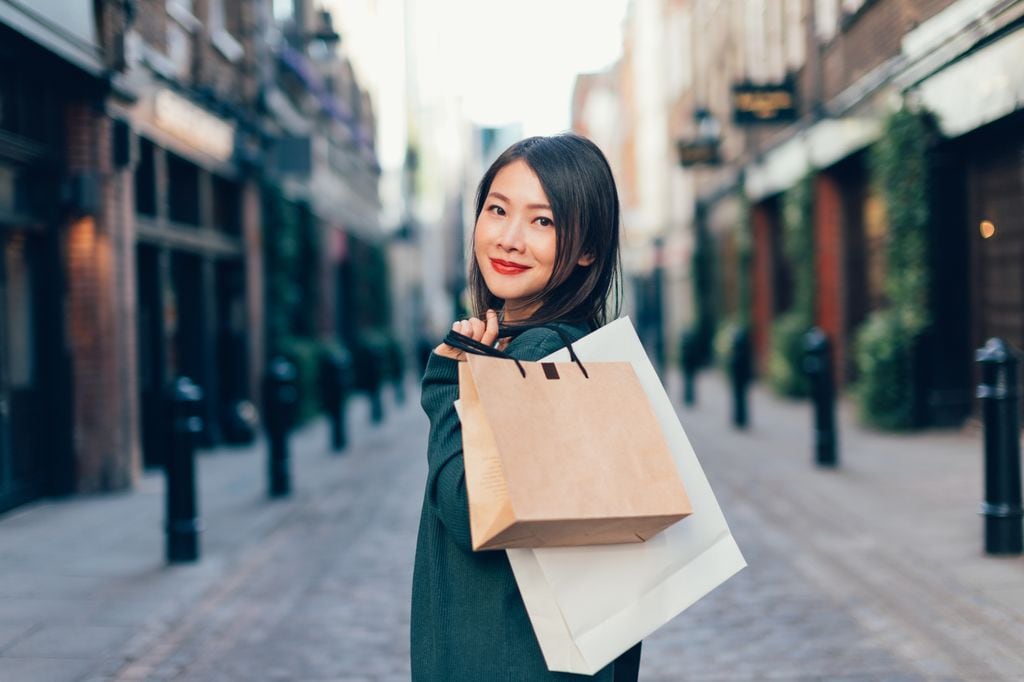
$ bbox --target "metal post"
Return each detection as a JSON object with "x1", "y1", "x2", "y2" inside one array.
[
  {"x1": 389, "y1": 340, "x2": 406, "y2": 406},
  {"x1": 803, "y1": 327, "x2": 838, "y2": 468},
  {"x1": 681, "y1": 330, "x2": 698, "y2": 407},
  {"x1": 369, "y1": 345, "x2": 384, "y2": 424},
  {"x1": 729, "y1": 326, "x2": 752, "y2": 429},
  {"x1": 320, "y1": 347, "x2": 350, "y2": 453},
  {"x1": 976, "y1": 338, "x2": 1023, "y2": 555},
  {"x1": 263, "y1": 356, "x2": 298, "y2": 498},
  {"x1": 165, "y1": 376, "x2": 203, "y2": 563}
]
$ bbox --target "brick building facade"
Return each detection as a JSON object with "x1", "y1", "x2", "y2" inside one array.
[
  {"x1": 574, "y1": 0, "x2": 1023, "y2": 425},
  {"x1": 0, "y1": 0, "x2": 381, "y2": 513}
]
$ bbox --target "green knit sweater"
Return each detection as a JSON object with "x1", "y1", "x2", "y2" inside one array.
[{"x1": 411, "y1": 322, "x2": 642, "y2": 681}]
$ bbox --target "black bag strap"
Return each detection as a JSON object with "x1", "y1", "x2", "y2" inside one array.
[{"x1": 442, "y1": 323, "x2": 589, "y2": 379}]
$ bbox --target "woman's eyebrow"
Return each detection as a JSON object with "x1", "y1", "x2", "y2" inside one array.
[{"x1": 488, "y1": 191, "x2": 551, "y2": 211}]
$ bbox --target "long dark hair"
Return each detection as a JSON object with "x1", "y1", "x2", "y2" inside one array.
[{"x1": 468, "y1": 133, "x2": 622, "y2": 330}]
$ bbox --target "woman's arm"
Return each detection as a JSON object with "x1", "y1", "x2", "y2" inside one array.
[{"x1": 420, "y1": 327, "x2": 570, "y2": 552}]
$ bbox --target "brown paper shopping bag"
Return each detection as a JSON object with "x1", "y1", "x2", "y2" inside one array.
[{"x1": 457, "y1": 349, "x2": 691, "y2": 552}]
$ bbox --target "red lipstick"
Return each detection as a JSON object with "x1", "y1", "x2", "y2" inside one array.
[{"x1": 490, "y1": 258, "x2": 531, "y2": 275}]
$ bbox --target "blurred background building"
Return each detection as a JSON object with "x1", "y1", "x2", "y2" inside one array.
[
  {"x1": 0, "y1": 0, "x2": 385, "y2": 513},
  {"x1": 573, "y1": 0, "x2": 1023, "y2": 430}
]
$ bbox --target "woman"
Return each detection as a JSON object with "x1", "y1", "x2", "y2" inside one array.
[{"x1": 412, "y1": 133, "x2": 641, "y2": 680}]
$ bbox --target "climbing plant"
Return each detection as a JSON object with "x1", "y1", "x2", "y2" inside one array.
[
  {"x1": 684, "y1": 207, "x2": 717, "y2": 370},
  {"x1": 853, "y1": 107, "x2": 936, "y2": 429},
  {"x1": 768, "y1": 172, "x2": 815, "y2": 397}
]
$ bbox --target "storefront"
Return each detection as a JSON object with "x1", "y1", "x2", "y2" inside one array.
[
  {"x1": 119, "y1": 88, "x2": 259, "y2": 466},
  {"x1": 908, "y1": 13, "x2": 1024, "y2": 420},
  {"x1": 0, "y1": 23, "x2": 86, "y2": 511}
]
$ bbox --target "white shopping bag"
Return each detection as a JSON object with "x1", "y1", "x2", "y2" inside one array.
[{"x1": 507, "y1": 317, "x2": 746, "y2": 674}]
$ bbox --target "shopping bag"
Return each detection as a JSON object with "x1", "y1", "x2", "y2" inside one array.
[
  {"x1": 457, "y1": 341, "x2": 692, "y2": 551},
  {"x1": 505, "y1": 317, "x2": 747, "y2": 674}
]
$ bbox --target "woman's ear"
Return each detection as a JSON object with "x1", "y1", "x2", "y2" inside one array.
[{"x1": 577, "y1": 253, "x2": 595, "y2": 267}]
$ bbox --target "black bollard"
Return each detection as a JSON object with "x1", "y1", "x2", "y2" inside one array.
[
  {"x1": 976, "y1": 338, "x2": 1023, "y2": 555},
  {"x1": 802, "y1": 328, "x2": 838, "y2": 468},
  {"x1": 319, "y1": 347, "x2": 351, "y2": 453},
  {"x1": 389, "y1": 340, "x2": 406, "y2": 406},
  {"x1": 165, "y1": 376, "x2": 203, "y2": 563},
  {"x1": 681, "y1": 330, "x2": 699, "y2": 407},
  {"x1": 729, "y1": 327, "x2": 752, "y2": 429},
  {"x1": 368, "y1": 345, "x2": 385, "y2": 424},
  {"x1": 263, "y1": 356, "x2": 299, "y2": 498}
]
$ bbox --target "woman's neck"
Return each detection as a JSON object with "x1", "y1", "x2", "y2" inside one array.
[{"x1": 501, "y1": 302, "x2": 542, "y2": 324}]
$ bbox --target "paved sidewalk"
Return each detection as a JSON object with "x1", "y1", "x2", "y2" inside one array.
[
  {"x1": 0, "y1": 392, "x2": 422, "y2": 682},
  {"x1": 648, "y1": 370, "x2": 1024, "y2": 680}
]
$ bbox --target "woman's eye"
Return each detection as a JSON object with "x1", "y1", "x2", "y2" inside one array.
[
  {"x1": 488, "y1": 205, "x2": 506, "y2": 216},
  {"x1": 536, "y1": 217, "x2": 554, "y2": 227}
]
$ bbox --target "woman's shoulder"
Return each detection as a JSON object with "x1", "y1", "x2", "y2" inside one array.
[{"x1": 504, "y1": 321, "x2": 591, "y2": 362}]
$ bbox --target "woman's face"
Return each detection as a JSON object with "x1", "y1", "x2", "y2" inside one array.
[{"x1": 473, "y1": 160, "x2": 558, "y2": 322}]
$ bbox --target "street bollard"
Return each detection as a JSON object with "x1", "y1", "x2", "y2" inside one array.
[
  {"x1": 368, "y1": 345, "x2": 385, "y2": 424},
  {"x1": 681, "y1": 330, "x2": 699, "y2": 407},
  {"x1": 165, "y1": 376, "x2": 203, "y2": 563},
  {"x1": 389, "y1": 340, "x2": 406, "y2": 406},
  {"x1": 976, "y1": 338, "x2": 1023, "y2": 555},
  {"x1": 319, "y1": 347, "x2": 351, "y2": 453},
  {"x1": 263, "y1": 356, "x2": 299, "y2": 498},
  {"x1": 729, "y1": 326, "x2": 752, "y2": 429},
  {"x1": 802, "y1": 327, "x2": 838, "y2": 468}
]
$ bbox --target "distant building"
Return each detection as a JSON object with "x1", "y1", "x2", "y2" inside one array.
[{"x1": 575, "y1": 0, "x2": 1024, "y2": 425}]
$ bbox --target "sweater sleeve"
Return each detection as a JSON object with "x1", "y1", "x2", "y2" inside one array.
[{"x1": 419, "y1": 327, "x2": 570, "y2": 553}]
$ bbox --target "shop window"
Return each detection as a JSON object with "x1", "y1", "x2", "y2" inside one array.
[
  {"x1": 4, "y1": 234, "x2": 35, "y2": 387},
  {"x1": 135, "y1": 139, "x2": 157, "y2": 217},
  {"x1": 209, "y1": 0, "x2": 245, "y2": 63},
  {"x1": 0, "y1": 52, "x2": 57, "y2": 144},
  {"x1": 815, "y1": 0, "x2": 839, "y2": 42},
  {"x1": 212, "y1": 175, "x2": 241, "y2": 235},
  {"x1": 863, "y1": 190, "x2": 888, "y2": 312},
  {"x1": 167, "y1": 153, "x2": 200, "y2": 226}
]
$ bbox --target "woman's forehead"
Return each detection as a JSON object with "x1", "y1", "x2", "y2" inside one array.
[{"x1": 489, "y1": 160, "x2": 550, "y2": 208}]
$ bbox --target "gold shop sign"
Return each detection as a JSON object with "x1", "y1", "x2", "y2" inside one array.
[
  {"x1": 732, "y1": 80, "x2": 798, "y2": 124},
  {"x1": 153, "y1": 89, "x2": 234, "y2": 162}
]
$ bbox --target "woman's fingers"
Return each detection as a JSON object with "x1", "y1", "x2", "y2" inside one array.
[
  {"x1": 466, "y1": 316, "x2": 486, "y2": 341},
  {"x1": 481, "y1": 309, "x2": 499, "y2": 347}
]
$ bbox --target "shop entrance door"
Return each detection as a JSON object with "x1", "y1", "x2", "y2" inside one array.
[
  {"x1": 971, "y1": 136, "x2": 1024, "y2": 357},
  {"x1": 0, "y1": 232, "x2": 40, "y2": 513}
]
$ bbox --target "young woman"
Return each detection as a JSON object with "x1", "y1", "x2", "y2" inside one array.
[{"x1": 412, "y1": 133, "x2": 642, "y2": 680}]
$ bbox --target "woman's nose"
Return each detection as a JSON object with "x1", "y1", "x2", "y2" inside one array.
[{"x1": 496, "y1": 217, "x2": 525, "y2": 252}]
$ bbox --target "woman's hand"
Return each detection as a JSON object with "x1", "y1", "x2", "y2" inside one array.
[{"x1": 434, "y1": 309, "x2": 499, "y2": 361}]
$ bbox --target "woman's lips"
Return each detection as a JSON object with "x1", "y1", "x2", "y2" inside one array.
[{"x1": 490, "y1": 258, "x2": 531, "y2": 275}]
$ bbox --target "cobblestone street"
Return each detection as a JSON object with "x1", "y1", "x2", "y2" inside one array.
[{"x1": 2, "y1": 375, "x2": 1024, "y2": 681}]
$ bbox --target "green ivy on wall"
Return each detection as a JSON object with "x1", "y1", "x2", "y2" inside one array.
[
  {"x1": 853, "y1": 108, "x2": 936, "y2": 429},
  {"x1": 769, "y1": 172, "x2": 815, "y2": 397},
  {"x1": 262, "y1": 183, "x2": 333, "y2": 421},
  {"x1": 684, "y1": 205, "x2": 717, "y2": 369},
  {"x1": 262, "y1": 182, "x2": 303, "y2": 356},
  {"x1": 713, "y1": 194, "x2": 753, "y2": 376},
  {"x1": 736, "y1": 193, "x2": 753, "y2": 330}
]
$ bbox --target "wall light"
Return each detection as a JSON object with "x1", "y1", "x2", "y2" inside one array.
[{"x1": 980, "y1": 220, "x2": 996, "y2": 239}]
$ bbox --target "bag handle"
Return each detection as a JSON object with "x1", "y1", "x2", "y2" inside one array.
[{"x1": 442, "y1": 324, "x2": 589, "y2": 379}]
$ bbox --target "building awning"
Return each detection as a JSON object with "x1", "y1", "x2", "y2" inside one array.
[
  {"x1": 744, "y1": 117, "x2": 882, "y2": 200},
  {"x1": 914, "y1": 26, "x2": 1024, "y2": 138},
  {"x1": 0, "y1": 0, "x2": 105, "y2": 77}
]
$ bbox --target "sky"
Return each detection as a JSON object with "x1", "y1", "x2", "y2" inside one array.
[
  {"x1": 443, "y1": 0, "x2": 631, "y2": 134},
  {"x1": 317, "y1": 0, "x2": 630, "y2": 169}
]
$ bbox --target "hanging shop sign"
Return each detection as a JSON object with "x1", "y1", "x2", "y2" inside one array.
[
  {"x1": 732, "y1": 80, "x2": 798, "y2": 124},
  {"x1": 153, "y1": 90, "x2": 234, "y2": 162},
  {"x1": 676, "y1": 138, "x2": 720, "y2": 167}
]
